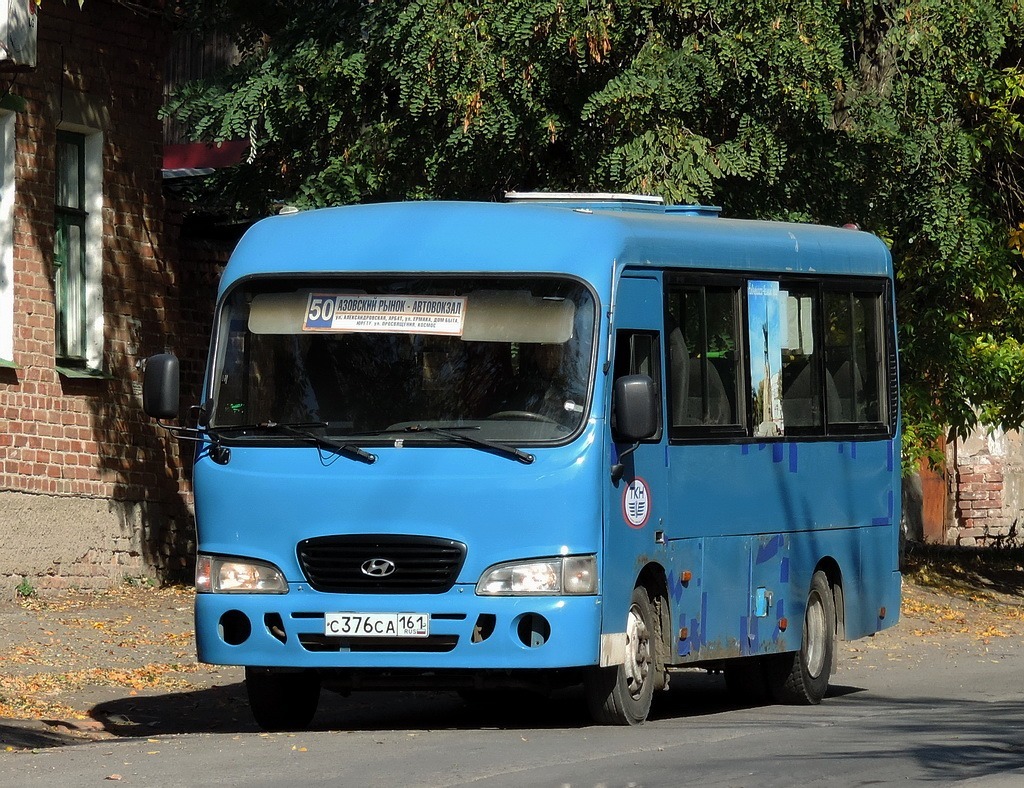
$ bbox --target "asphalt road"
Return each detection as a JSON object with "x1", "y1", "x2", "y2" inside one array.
[{"x1": 1, "y1": 586, "x2": 1022, "y2": 788}]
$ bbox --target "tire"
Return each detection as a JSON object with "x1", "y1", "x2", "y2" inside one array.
[
  {"x1": 585, "y1": 585, "x2": 658, "y2": 725},
  {"x1": 766, "y1": 570, "x2": 836, "y2": 705},
  {"x1": 245, "y1": 667, "x2": 321, "y2": 731}
]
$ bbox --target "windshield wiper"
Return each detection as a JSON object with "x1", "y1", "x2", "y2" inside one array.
[
  {"x1": 212, "y1": 422, "x2": 531, "y2": 465},
  {"x1": 399, "y1": 424, "x2": 535, "y2": 465},
  {"x1": 208, "y1": 421, "x2": 377, "y2": 465}
]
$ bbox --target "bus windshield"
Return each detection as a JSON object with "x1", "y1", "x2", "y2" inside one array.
[{"x1": 208, "y1": 276, "x2": 597, "y2": 443}]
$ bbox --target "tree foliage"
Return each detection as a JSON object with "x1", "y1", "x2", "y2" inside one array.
[{"x1": 164, "y1": 0, "x2": 1024, "y2": 470}]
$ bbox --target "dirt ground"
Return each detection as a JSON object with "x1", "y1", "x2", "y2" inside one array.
[
  {"x1": 0, "y1": 584, "x2": 249, "y2": 749},
  {"x1": 1, "y1": 545, "x2": 1022, "y2": 750}
]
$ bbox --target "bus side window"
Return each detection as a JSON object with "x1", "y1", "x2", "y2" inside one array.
[
  {"x1": 779, "y1": 285, "x2": 828, "y2": 432},
  {"x1": 824, "y1": 290, "x2": 885, "y2": 426},
  {"x1": 666, "y1": 284, "x2": 742, "y2": 434},
  {"x1": 754, "y1": 281, "x2": 888, "y2": 437}
]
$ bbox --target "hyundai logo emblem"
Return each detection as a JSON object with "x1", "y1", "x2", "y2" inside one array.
[{"x1": 361, "y1": 558, "x2": 397, "y2": 577}]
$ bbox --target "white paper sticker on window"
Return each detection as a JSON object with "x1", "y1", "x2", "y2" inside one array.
[
  {"x1": 748, "y1": 280, "x2": 784, "y2": 437},
  {"x1": 302, "y1": 294, "x2": 466, "y2": 336}
]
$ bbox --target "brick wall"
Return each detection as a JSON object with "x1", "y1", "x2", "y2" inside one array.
[
  {"x1": 0, "y1": 2, "x2": 203, "y2": 594},
  {"x1": 954, "y1": 461, "x2": 1006, "y2": 545},
  {"x1": 170, "y1": 212, "x2": 231, "y2": 418},
  {"x1": 949, "y1": 430, "x2": 1022, "y2": 547}
]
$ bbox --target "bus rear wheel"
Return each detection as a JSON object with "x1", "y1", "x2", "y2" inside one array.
[
  {"x1": 767, "y1": 570, "x2": 835, "y2": 704},
  {"x1": 245, "y1": 667, "x2": 321, "y2": 731},
  {"x1": 585, "y1": 584, "x2": 657, "y2": 725}
]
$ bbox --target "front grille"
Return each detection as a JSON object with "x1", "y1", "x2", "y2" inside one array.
[{"x1": 297, "y1": 534, "x2": 467, "y2": 594}]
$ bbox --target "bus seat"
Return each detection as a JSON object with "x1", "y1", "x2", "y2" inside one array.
[
  {"x1": 782, "y1": 361, "x2": 816, "y2": 427},
  {"x1": 686, "y1": 359, "x2": 731, "y2": 425},
  {"x1": 783, "y1": 360, "x2": 843, "y2": 428},
  {"x1": 825, "y1": 368, "x2": 844, "y2": 424},
  {"x1": 708, "y1": 357, "x2": 736, "y2": 423},
  {"x1": 668, "y1": 326, "x2": 690, "y2": 427},
  {"x1": 832, "y1": 360, "x2": 864, "y2": 422}
]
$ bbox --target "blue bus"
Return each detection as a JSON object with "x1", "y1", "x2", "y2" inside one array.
[{"x1": 144, "y1": 193, "x2": 901, "y2": 729}]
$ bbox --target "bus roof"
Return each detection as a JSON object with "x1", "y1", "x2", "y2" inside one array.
[{"x1": 221, "y1": 200, "x2": 893, "y2": 297}]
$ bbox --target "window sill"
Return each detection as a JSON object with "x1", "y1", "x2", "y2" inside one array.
[{"x1": 56, "y1": 365, "x2": 114, "y2": 380}]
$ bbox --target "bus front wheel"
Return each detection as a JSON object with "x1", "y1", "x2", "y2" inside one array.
[
  {"x1": 767, "y1": 570, "x2": 835, "y2": 704},
  {"x1": 245, "y1": 667, "x2": 321, "y2": 731},
  {"x1": 585, "y1": 584, "x2": 657, "y2": 725}
]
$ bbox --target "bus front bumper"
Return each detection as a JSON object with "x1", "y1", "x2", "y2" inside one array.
[{"x1": 195, "y1": 586, "x2": 603, "y2": 670}]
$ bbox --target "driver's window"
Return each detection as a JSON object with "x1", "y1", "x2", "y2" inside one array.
[{"x1": 613, "y1": 330, "x2": 662, "y2": 439}]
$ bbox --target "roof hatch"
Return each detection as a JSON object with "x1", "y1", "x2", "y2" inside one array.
[
  {"x1": 504, "y1": 191, "x2": 720, "y2": 217},
  {"x1": 505, "y1": 191, "x2": 665, "y2": 212}
]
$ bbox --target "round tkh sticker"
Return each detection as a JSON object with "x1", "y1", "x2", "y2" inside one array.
[{"x1": 622, "y1": 478, "x2": 651, "y2": 528}]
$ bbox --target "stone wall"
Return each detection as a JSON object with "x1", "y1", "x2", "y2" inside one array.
[{"x1": 0, "y1": 490, "x2": 194, "y2": 591}]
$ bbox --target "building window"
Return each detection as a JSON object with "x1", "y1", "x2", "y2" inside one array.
[
  {"x1": 0, "y1": 110, "x2": 14, "y2": 366},
  {"x1": 54, "y1": 128, "x2": 103, "y2": 371},
  {"x1": 55, "y1": 131, "x2": 87, "y2": 362}
]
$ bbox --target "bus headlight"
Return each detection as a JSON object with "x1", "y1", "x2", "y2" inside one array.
[
  {"x1": 195, "y1": 554, "x2": 288, "y2": 594},
  {"x1": 476, "y1": 555, "x2": 597, "y2": 596}
]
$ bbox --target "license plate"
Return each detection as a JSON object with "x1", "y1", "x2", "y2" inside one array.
[{"x1": 324, "y1": 612, "x2": 430, "y2": 638}]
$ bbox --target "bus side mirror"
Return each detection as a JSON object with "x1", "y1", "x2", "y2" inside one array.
[
  {"x1": 613, "y1": 374, "x2": 658, "y2": 443},
  {"x1": 143, "y1": 353, "x2": 180, "y2": 420}
]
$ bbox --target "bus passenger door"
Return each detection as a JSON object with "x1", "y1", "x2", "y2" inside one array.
[{"x1": 601, "y1": 273, "x2": 670, "y2": 660}]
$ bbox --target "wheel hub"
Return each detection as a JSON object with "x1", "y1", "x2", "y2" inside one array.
[
  {"x1": 804, "y1": 592, "x2": 826, "y2": 678},
  {"x1": 624, "y1": 602, "x2": 651, "y2": 698}
]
